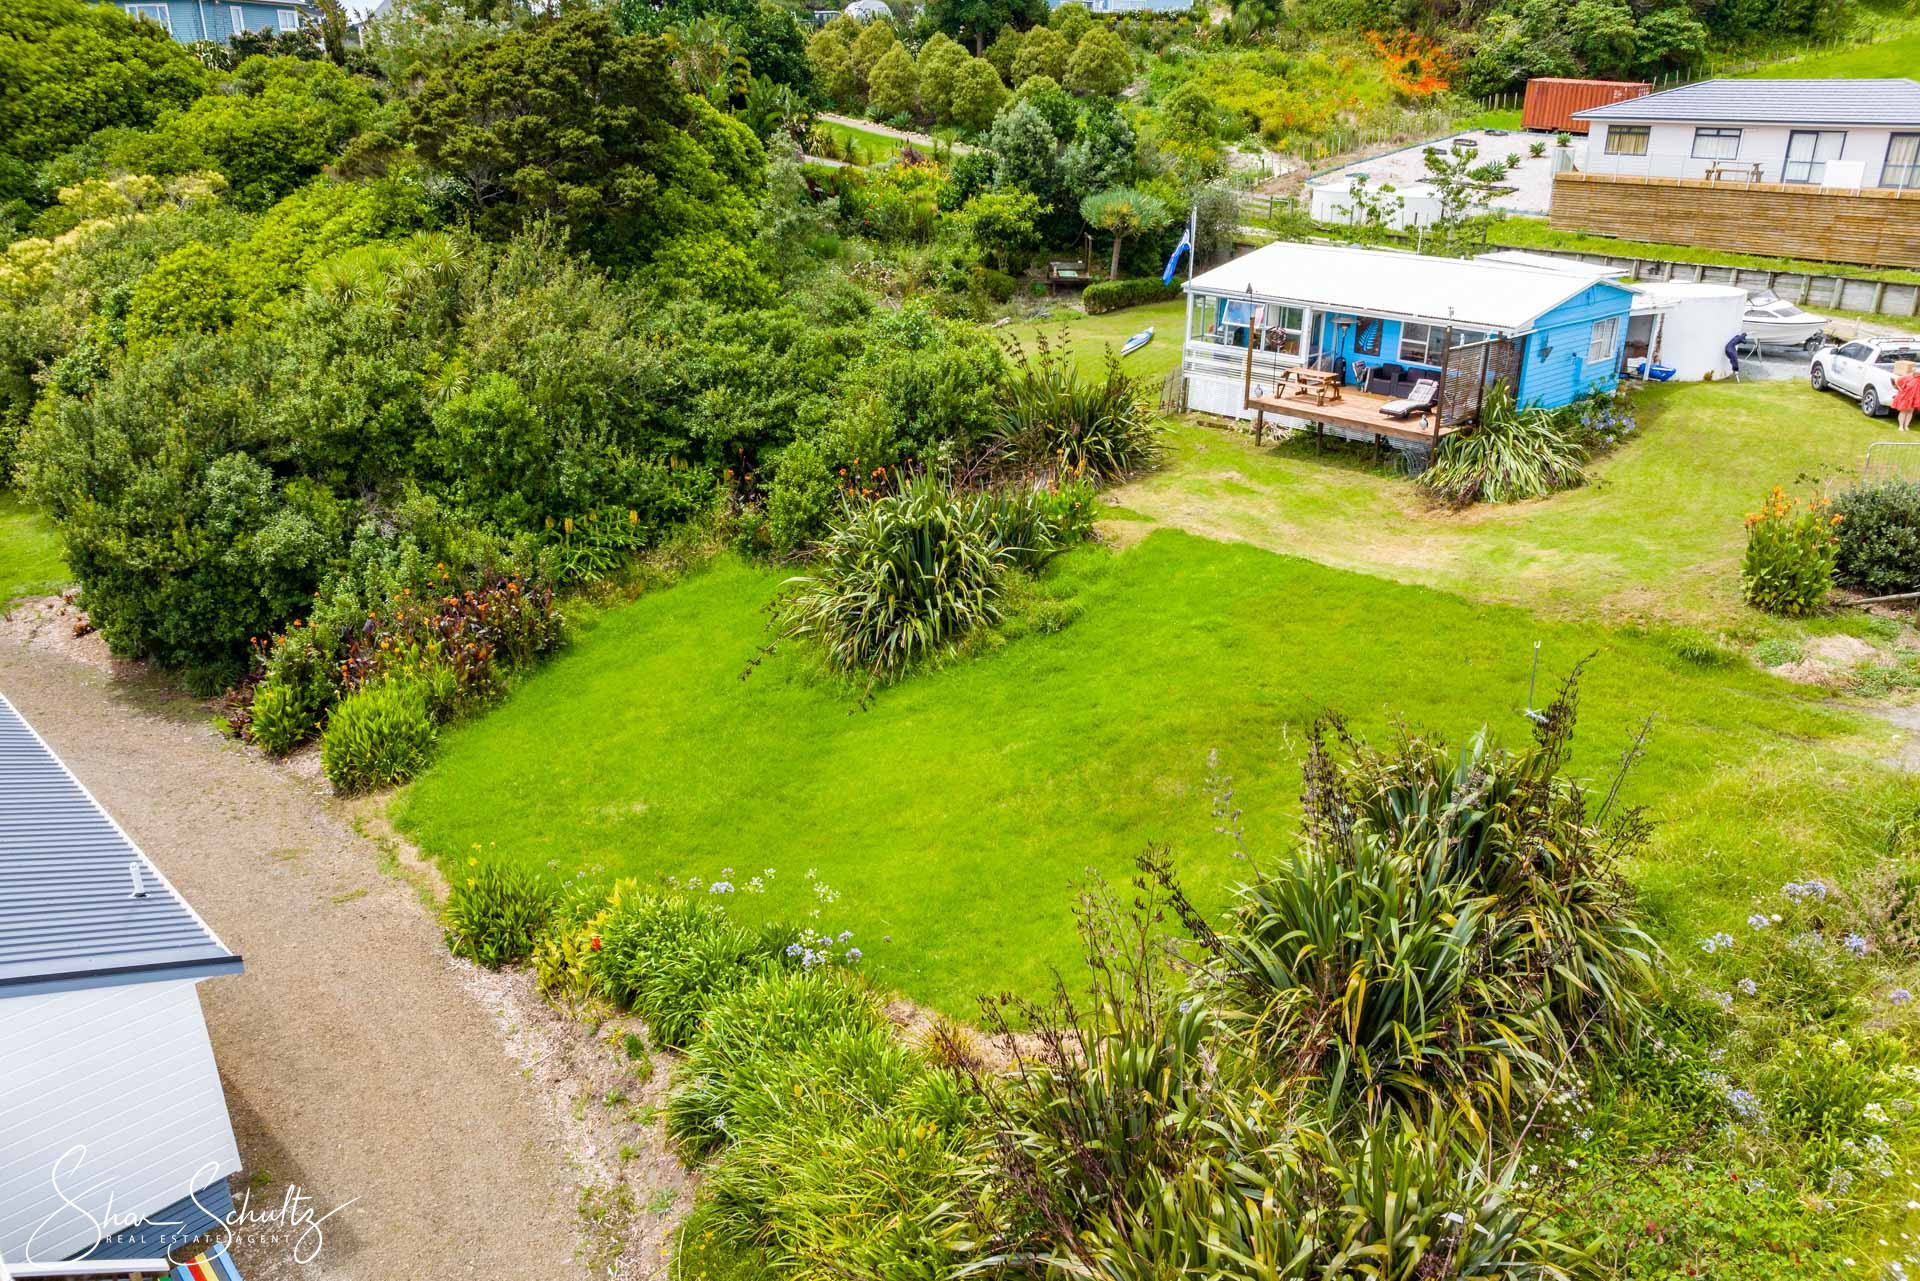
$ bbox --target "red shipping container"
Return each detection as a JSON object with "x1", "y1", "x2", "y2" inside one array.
[{"x1": 1522, "y1": 78, "x2": 1653, "y2": 134}]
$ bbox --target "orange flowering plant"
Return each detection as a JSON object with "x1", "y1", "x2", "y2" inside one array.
[
  {"x1": 1367, "y1": 30, "x2": 1456, "y2": 98},
  {"x1": 1740, "y1": 486, "x2": 1841, "y2": 616}
]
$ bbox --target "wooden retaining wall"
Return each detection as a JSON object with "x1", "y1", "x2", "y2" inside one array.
[{"x1": 1551, "y1": 172, "x2": 1920, "y2": 270}]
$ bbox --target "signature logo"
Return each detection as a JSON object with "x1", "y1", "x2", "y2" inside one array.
[{"x1": 28, "y1": 1145, "x2": 357, "y2": 1267}]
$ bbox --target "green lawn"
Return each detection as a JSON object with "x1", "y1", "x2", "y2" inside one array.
[
  {"x1": 0, "y1": 494, "x2": 67, "y2": 608},
  {"x1": 1005, "y1": 297, "x2": 1187, "y2": 386},
  {"x1": 1741, "y1": 30, "x2": 1920, "y2": 79},
  {"x1": 816, "y1": 120, "x2": 905, "y2": 167},
  {"x1": 1111, "y1": 380, "x2": 1905, "y2": 628},
  {"x1": 395, "y1": 531, "x2": 1891, "y2": 1017}
]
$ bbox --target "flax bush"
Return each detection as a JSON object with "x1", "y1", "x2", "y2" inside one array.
[
  {"x1": 1741, "y1": 486, "x2": 1841, "y2": 616},
  {"x1": 1418, "y1": 384, "x2": 1590, "y2": 506},
  {"x1": 994, "y1": 339, "x2": 1158, "y2": 481},
  {"x1": 776, "y1": 475, "x2": 1013, "y2": 681}
]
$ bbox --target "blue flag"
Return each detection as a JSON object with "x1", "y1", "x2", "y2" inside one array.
[{"x1": 1161, "y1": 223, "x2": 1193, "y2": 286}]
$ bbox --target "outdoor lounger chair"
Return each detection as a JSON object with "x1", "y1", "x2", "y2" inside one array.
[
  {"x1": 1379, "y1": 378, "x2": 1438, "y2": 419},
  {"x1": 172, "y1": 1242, "x2": 244, "y2": 1281}
]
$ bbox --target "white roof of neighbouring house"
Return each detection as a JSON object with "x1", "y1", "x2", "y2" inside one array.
[
  {"x1": 843, "y1": 0, "x2": 891, "y2": 16},
  {"x1": 1573, "y1": 78, "x2": 1920, "y2": 127},
  {"x1": 1185, "y1": 241, "x2": 1630, "y2": 333}
]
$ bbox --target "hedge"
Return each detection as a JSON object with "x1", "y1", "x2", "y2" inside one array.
[{"x1": 1082, "y1": 277, "x2": 1181, "y2": 314}]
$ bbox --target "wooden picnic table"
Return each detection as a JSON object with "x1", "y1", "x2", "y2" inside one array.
[
  {"x1": 1705, "y1": 160, "x2": 1763, "y2": 183},
  {"x1": 1284, "y1": 367, "x2": 1343, "y2": 406}
]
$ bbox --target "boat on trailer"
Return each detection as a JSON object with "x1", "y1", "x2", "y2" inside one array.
[{"x1": 1743, "y1": 289, "x2": 1831, "y2": 350}]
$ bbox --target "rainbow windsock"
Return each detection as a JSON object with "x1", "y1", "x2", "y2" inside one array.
[{"x1": 172, "y1": 1240, "x2": 243, "y2": 1281}]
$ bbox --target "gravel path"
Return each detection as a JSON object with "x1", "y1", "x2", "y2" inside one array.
[{"x1": 0, "y1": 623, "x2": 592, "y2": 1281}]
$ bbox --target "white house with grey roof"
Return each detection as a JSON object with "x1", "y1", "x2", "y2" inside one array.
[
  {"x1": 1573, "y1": 78, "x2": 1920, "y2": 190},
  {"x1": 0, "y1": 695, "x2": 244, "y2": 1271}
]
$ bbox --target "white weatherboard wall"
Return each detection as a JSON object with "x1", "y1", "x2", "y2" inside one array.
[
  {"x1": 0, "y1": 981, "x2": 240, "y2": 1264},
  {"x1": 1584, "y1": 122, "x2": 1909, "y2": 186}
]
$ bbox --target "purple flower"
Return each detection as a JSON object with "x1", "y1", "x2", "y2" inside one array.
[
  {"x1": 1844, "y1": 933, "x2": 1871, "y2": 957},
  {"x1": 1700, "y1": 932, "x2": 1735, "y2": 954},
  {"x1": 845, "y1": 948, "x2": 862, "y2": 960},
  {"x1": 1747, "y1": 913, "x2": 1771, "y2": 930},
  {"x1": 1738, "y1": 978, "x2": 1757, "y2": 996},
  {"x1": 1890, "y1": 988, "x2": 1913, "y2": 1004}
]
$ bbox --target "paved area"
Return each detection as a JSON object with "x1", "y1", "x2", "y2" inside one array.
[
  {"x1": 1313, "y1": 128, "x2": 1584, "y2": 215},
  {"x1": 0, "y1": 617, "x2": 590, "y2": 1281}
]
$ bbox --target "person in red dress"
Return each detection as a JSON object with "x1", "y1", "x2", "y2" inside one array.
[{"x1": 1896, "y1": 365, "x2": 1920, "y2": 432}]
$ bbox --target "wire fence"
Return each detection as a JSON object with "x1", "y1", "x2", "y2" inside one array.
[
  {"x1": 1864, "y1": 441, "x2": 1920, "y2": 485},
  {"x1": 1470, "y1": 33, "x2": 1887, "y2": 116}
]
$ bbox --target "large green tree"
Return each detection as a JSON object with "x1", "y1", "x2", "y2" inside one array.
[
  {"x1": 1079, "y1": 185, "x2": 1170, "y2": 279},
  {"x1": 925, "y1": 0, "x2": 1046, "y2": 55},
  {"x1": 404, "y1": 11, "x2": 763, "y2": 268},
  {"x1": 0, "y1": 0, "x2": 208, "y2": 168}
]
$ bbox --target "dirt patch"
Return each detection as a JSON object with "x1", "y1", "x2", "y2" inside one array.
[
  {"x1": 0, "y1": 639, "x2": 607, "y2": 1281},
  {"x1": 453, "y1": 965, "x2": 696, "y2": 1275},
  {"x1": 0, "y1": 593, "x2": 120, "y2": 673},
  {"x1": 1807, "y1": 633, "x2": 1882, "y2": 668}
]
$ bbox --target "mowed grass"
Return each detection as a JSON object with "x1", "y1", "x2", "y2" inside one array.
[
  {"x1": 817, "y1": 119, "x2": 905, "y2": 166},
  {"x1": 0, "y1": 494, "x2": 67, "y2": 608},
  {"x1": 1005, "y1": 297, "x2": 1187, "y2": 385},
  {"x1": 396, "y1": 531, "x2": 1889, "y2": 1017},
  {"x1": 1742, "y1": 30, "x2": 1920, "y2": 79},
  {"x1": 1111, "y1": 379, "x2": 1904, "y2": 627}
]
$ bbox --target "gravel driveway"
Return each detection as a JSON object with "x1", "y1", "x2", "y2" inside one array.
[{"x1": 0, "y1": 618, "x2": 591, "y2": 1281}]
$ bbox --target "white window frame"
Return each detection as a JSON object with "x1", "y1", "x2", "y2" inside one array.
[
  {"x1": 1587, "y1": 316, "x2": 1620, "y2": 364},
  {"x1": 230, "y1": 4, "x2": 246, "y2": 35},
  {"x1": 276, "y1": 7, "x2": 299, "y2": 30},
  {"x1": 1603, "y1": 125, "x2": 1650, "y2": 157},
  {"x1": 125, "y1": 2, "x2": 172, "y2": 30},
  {"x1": 1691, "y1": 127, "x2": 1742, "y2": 160},
  {"x1": 1399, "y1": 322, "x2": 1441, "y2": 366},
  {"x1": 1784, "y1": 130, "x2": 1846, "y2": 184}
]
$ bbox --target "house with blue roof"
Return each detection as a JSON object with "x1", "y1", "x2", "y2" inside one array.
[
  {"x1": 0, "y1": 695, "x2": 245, "y2": 1271},
  {"x1": 118, "y1": 0, "x2": 320, "y2": 45}
]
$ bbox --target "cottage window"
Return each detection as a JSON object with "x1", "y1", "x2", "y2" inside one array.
[
  {"x1": 1884, "y1": 134, "x2": 1920, "y2": 190},
  {"x1": 1587, "y1": 316, "x2": 1620, "y2": 364},
  {"x1": 1784, "y1": 130, "x2": 1846, "y2": 184},
  {"x1": 276, "y1": 7, "x2": 299, "y2": 29},
  {"x1": 1691, "y1": 128, "x2": 1742, "y2": 160},
  {"x1": 1399, "y1": 322, "x2": 1443, "y2": 366},
  {"x1": 125, "y1": 2, "x2": 171, "y2": 29},
  {"x1": 1603, "y1": 126, "x2": 1650, "y2": 157}
]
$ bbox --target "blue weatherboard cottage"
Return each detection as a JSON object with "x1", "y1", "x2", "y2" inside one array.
[
  {"x1": 1177, "y1": 240, "x2": 1635, "y2": 448},
  {"x1": 117, "y1": 0, "x2": 319, "y2": 44}
]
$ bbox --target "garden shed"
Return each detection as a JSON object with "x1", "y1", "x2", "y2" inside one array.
[
  {"x1": 0, "y1": 695, "x2": 244, "y2": 1271},
  {"x1": 1179, "y1": 241, "x2": 1634, "y2": 446}
]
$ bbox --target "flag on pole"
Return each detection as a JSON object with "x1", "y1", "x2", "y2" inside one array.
[{"x1": 1161, "y1": 214, "x2": 1194, "y2": 286}]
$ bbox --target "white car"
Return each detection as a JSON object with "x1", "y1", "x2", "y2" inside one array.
[{"x1": 1808, "y1": 336, "x2": 1920, "y2": 416}]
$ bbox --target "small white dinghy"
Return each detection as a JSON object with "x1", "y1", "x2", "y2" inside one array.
[
  {"x1": 1743, "y1": 289, "x2": 1831, "y2": 350},
  {"x1": 1119, "y1": 325, "x2": 1154, "y2": 357}
]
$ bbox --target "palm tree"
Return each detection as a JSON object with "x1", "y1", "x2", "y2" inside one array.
[{"x1": 1079, "y1": 187, "x2": 1173, "y2": 281}]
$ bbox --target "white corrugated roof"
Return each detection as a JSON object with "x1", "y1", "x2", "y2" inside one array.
[{"x1": 1186, "y1": 241, "x2": 1628, "y2": 332}]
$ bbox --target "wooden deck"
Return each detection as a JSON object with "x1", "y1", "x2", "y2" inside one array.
[{"x1": 1245, "y1": 386, "x2": 1461, "y2": 446}]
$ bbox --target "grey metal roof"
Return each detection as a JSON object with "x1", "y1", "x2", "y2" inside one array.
[
  {"x1": 0, "y1": 694, "x2": 240, "y2": 997},
  {"x1": 1573, "y1": 79, "x2": 1920, "y2": 127}
]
